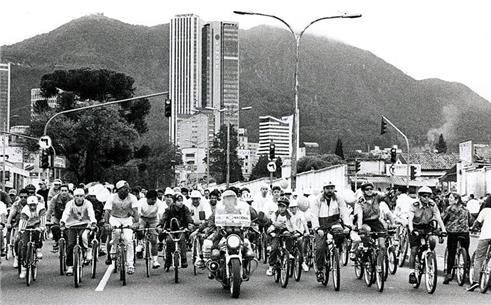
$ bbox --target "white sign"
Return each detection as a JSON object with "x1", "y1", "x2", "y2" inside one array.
[
  {"x1": 459, "y1": 141, "x2": 473, "y2": 164},
  {"x1": 267, "y1": 161, "x2": 276, "y2": 173},
  {"x1": 39, "y1": 136, "x2": 52, "y2": 149}
]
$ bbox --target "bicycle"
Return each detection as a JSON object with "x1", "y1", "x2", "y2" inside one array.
[
  {"x1": 19, "y1": 228, "x2": 42, "y2": 286},
  {"x1": 319, "y1": 227, "x2": 348, "y2": 291},
  {"x1": 64, "y1": 226, "x2": 96, "y2": 288},
  {"x1": 469, "y1": 240, "x2": 491, "y2": 293},
  {"x1": 396, "y1": 224, "x2": 409, "y2": 267},
  {"x1": 384, "y1": 227, "x2": 398, "y2": 279},
  {"x1": 112, "y1": 225, "x2": 133, "y2": 286},
  {"x1": 444, "y1": 236, "x2": 469, "y2": 286},
  {"x1": 162, "y1": 226, "x2": 188, "y2": 283},
  {"x1": 412, "y1": 221, "x2": 446, "y2": 294},
  {"x1": 303, "y1": 231, "x2": 315, "y2": 272},
  {"x1": 47, "y1": 224, "x2": 67, "y2": 275},
  {"x1": 355, "y1": 230, "x2": 387, "y2": 292},
  {"x1": 290, "y1": 234, "x2": 306, "y2": 282},
  {"x1": 136, "y1": 227, "x2": 156, "y2": 277},
  {"x1": 340, "y1": 234, "x2": 352, "y2": 267},
  {"x1": 271, "y1": 232, "x2": 293, "y2": 288},
  {"x1": 191, "y1": 230, "x2": 204, "y2": 276}
]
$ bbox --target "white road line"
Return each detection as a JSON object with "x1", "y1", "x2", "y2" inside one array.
[{"x1": 95, "y1": 263, "x2": 114, "y2": 291}]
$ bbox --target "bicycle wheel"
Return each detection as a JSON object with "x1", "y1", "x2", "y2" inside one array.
[
  {"x1": 174, "y1": 252, "x2": 179, "y2": 283},
  {"x1": 341, "y1": 239, "x2": 350, "y2": 266},
  {"x1": 398, "y1": 231, "x2": 408, "y2": 267},
  {"x1": 59, "y1": 238, "x2": 66, "y2": 275},
  {"x1": 274, "y1": 265, "x2": 281, "y2": 283},
  {"x1": 288, "y1": 257, "x2": 294, "y2": 278},
  {"x1": 363, "y1": 255, "x2": 374, "y2": 287},
  {"x1": 120, "y1": 245, "x2": 126, "y2": 286},
  {"x1": 91, "y1": 240, "x2": 98, "y2": 279},
  {"x1": 192, "y1": 237, "x2": 198, "y2": 276},
  {"x1": 16, "y1": 240, "x2": 23, "y2": 275},
  {"x1": 322, "y1": 251, "x2": 330, "y2": 286},
  {"x1": 455, "y1": 248, "x2": 467, "y2": 286},
  {"x1": 443, "y1": 247, "x2": 448, "y2": 274},
  {"x1": 280, "y1": 252, "x2": 290, "y2": 288},
  {"x1": 294, "y1": 251, "x2": 302, "y2": 282},
  {"x1": 332, "y1": 248, "x2": 341, "y2": 291},
  {"x1": 26, "y1": 243, "x2": 33, "y2": 286},
  {"x1": 424, "y1": 251, "x2": 437, "y2": 294},
  {"x1": 479, "y1": 257, "x2": 491, "y2": 293},
  {"x1": 354, "y1": 257, "x2": 364, "y2": 279},
  {"x1": 388, "y1": 246, "x2": 398, "y2": 275},
  {"x1": 32, "y1": 261, "x2": 37, "y2": 281},
  {"x1": 375, "y1": 251, "x2": 385, "y2": 292},
  {"x1": 74, "y1": 246, "x2": 81, "y2": 288},
  {"x1": 262, "y1": 236, "x2": 269, "y2": 264},
  {"x1": 257, "y1": 236, "x2": 263, "y2": 261},
  {"x1": 145, "y1": 239, "x2": 150, "y2": 278}
]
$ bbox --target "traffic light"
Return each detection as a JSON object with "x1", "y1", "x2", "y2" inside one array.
[
  {"x1": 410, "y1": 165, "x2": 417, "y2": 180},
  {"x1": 269, "y1": 142, "x2": 275, "y2": 160},
  {"x1": 381, "y1": 118, "x2": 387, "y2": 135},
  {"x1": 355, "y1": 160, "x2": 361, "y2": 172},
  {"x1": 40, "y1": 149, "x2": 50, "y2": 169},
  {"x1": 390, "y1": 148, "x2": 397, "y2": 163},
  {"x1": 164, "y1": 99, "x2": 172, "y2": 117}
]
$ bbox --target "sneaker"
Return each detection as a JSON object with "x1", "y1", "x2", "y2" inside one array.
[
  {"x1": 136, "y1": 251, "x2": 143, "y2": 259},
  {"x1": 208, "y1": 272, "x2": 215, "y2": 280},
  {"x1": 66, "y1": 266, "x2": 73, "y2": 276},
  {"x1": 443, "y1": 274, "x2": 452, "y2": 284},
  {"x1": 164, "y1": 265, "x2": 170, "y2": 272},
  {"x1": 316, "y1": 271, "x2": 324, "y2": 282},
  {"x1": 349, "y1": 251, "x2": 356, "y2": 261},
  {"x1": 52, "y1": 243, "x2": 59, "y2": 252},
  {"x1": 194, "y1": 258, "x2": 205, "y2": 269},
  {"x1": 409, "y1": 272, "x2": 417, "y2": 284},
  {"x1": 467, "y1": 282, "x2": 480, "y2": 292},
  {"x1": 36, "y1": 249, "x2": 43, "y2": 259},
  {"x1": 105, "y1": 256, "x2": 112, "y2": 265},
  {"x1": 266, "y1": 266, "x2": 274, "y2": 276},
  {"x1": 152, "y1": 260, "x2": 161, "y2": 269},
  {"x1": 13, "y1": 258, "x2": 18, "y2": 268},
  {"x1": 19, "y1": 267, "x2": 26, "y2": 279},
  {"x1": 127, "y1": 265, "x2": 135, "y2": 274},
  {"x1": 302, "y1": 262, "x2": 309, "y2": 272}
]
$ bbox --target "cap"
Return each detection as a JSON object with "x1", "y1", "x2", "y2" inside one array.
[
  {"x1": 73, "y1": 188, "x2": 85, "y2": 196},
  {"x1": 164, "y1": 187, "x2": 175, "y2": 196},
  {"x1": 27, "y1": 196, "x2": 39, "y2": 205},
  {"x1": 418, "y1": 186, "x2": 433, "y2": 195},
  {"x1": 115, "y1": 180, "x2": 128, "y2": 190},
  {"x1": 289, "y1": 200, "x2": 298, "y2": 208},
  {"x1": 25, "y1": 184, "x2": 36, "y2": 191},
  {"x1": 323, "y1": 182, "x2": 335, "y2": 188},
  {"x1": 53, "y1": 179, "x2": 62, "y2": 185},
  {"x1": 222, "y1": 190, "x2": 237, "y2": 198},
  {"x1": 190, "y1": 190, "x2": 202, "y2": 199},
  {"x1": 360, "y1": 182, "x2": 375, "y2": 190},
  {"x1": 284, "y1": 188, "x2": 293, "y2": 195},
  {"x1": 9, "y1": 189, "x2": 17, "y2": 195}
]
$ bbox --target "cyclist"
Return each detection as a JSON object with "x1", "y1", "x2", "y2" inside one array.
[
  {"x1": 136, "y1": 190, "x2": 166, "y2": 268},
  {"x1": 86, "y1": 186, "x2": 107, "y2": 255},
  {"x1": 6, "y1": 189, "x2": 29, "y2": 268},
  {"x1": 289, "y1": 199, "x2": 310, "y2": 272},
  {"x1": 394, "y1": 186, "x2": 415, "y2": 227},
  {"x1": 60, "y1": 188, "x2": 97, "y2": 275},
  {"x1": 46, "y1": 184, "x2": 73, "y2": 251},
  {"x1": 8, "y1": 189, "x2": 17, "y2": 206},
  {"x1": 188, "y1": 190, "x2": 212, "y2": 268},
  {"x1": 467, "y1": 195, "x2": 491, "y2": 291},
  {"x1": 25, "y1": 184, "x2": 45, "y2": 206},
  {"x1": 159, "y1": 193, "x2": 193, "y2": 271},
  {"x1": 48, "y1": 179, "x2": 62, "y2": 202},
  {"x1": 208, "y1": 189, "x2": 220, "y2": 213},
  {"x1": 407, "y1": 186, "x2": 446, "y2": 284},
  {"x1": 18, "y1": 196, "x2": 46, "y2": 279},
  {"x1": 103, "y1": 180, "x2": 139, "y2": 274},
  {"x1": 311, "y1": 182, "x2": 351, "y2": 282},
  {"x1": 0, "y1": 199, "x2": 6, "y2": 256},
  {"x1": 266, "y1": 196, "x2": 297, "y2": 276}
]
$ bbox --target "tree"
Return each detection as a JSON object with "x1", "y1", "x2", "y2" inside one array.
[
  {"x1": 297, "y1": 154, "x2": 345, "y2": 174},
  {"x1": 435, "y1": 133, "x2": 447, "y2": 153},
  {"x1": 335, "y1": 138, "x2": 344, "y2": 159},
  {"x1": 208, "y1": 124, "x2": 244, "y2": 184},
  {"x1": 250, "y1": 155, "x2": 270, "y2": 181},
  {"x1": 29, "y1": 68, "x2": 151, "y2": 182}
]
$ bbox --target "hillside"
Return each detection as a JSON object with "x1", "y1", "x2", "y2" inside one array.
[{"x1": 3, "y1": 15, "x2": 490, "y2": 151}]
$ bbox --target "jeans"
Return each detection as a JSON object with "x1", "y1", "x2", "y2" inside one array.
[
  {"x1": 446, "y1": 232, "x2": 470, "y2": 275},
  {"x1": 472, "y1": 239, "x2": 491, "y2": 283},
  {"x1": 269, "y1": 235, "x2": 293, "y2": 267}
]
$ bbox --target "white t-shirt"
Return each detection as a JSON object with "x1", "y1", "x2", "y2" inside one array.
[
  {"x1": 187, "y1": 200, "x2": 212, "y2": 225},
  {"x1": 467, "y1": 199, "x2": 481, "y2": 214},
  {"x1": 252, "y1": 195, "x2": 277, "y2": 219},
  {"x1": 477, "y1": 208, "x2": 491, "y2": 240},
  {"x1": 137, "y1": 198, "x2": 167, "y2": 220},
  {"x1": 395, "y1": 193, "x2": 416, "y2": 220},
  {"x1": 0, "y1": 201, "x2": 7, "y2": 216}
]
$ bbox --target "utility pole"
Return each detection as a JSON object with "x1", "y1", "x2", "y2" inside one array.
[{"x1": 382, "y1": 115, "x2": 410, "y2": 188}]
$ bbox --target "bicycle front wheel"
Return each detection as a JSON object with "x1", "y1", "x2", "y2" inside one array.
[
  {"x1": 91, "y1": 240, "x2": 98, "y2": 279},
  {"x1": 424, "y1": 251, "x2": 437, "y2": 294},
  {"x1": 332, "y1": 248, "x2": 341, "y2": 291},
  {"x1": 479, "y1": 257, "x2": 491, "y2": 293},
  {"x1": 26, "y1": 243, "x2": 33, "y2": 287},
  {"x1": 388, "y1": 246, "x2": 398, "y2": 275},
  {"x1": 398, "y1": 231, "x2": 408, "y2": 267},
  {"x1": 363, "y1": 255, "x2": 374, "y2": 287},
  {"x1": 280, "y1": 253, "x2": 290, "y2": 288},
  {"x1": 59, "y1": 238, "x2": 66, "y2": 275},
  {"x1": 74, "y1": 246, "x2": 81, "y2": 288},
  {"x1": 375, "y1": 251, "x2": 385, "y2": 292},
  {"x1": 120, "y1": 244, "x2": 127, "y2": 286},
  {"x1": 145, "y1": 240, "x2": 151, "y2": 278}
]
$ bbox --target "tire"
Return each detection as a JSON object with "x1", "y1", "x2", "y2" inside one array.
[
  {"x1": 424, "y1": 251, "x2": 437, "y2": 294},
  {"x1": 341, "y1": 239, "x2": 350, "y2": 266},
  {"x1": 322, "y1": 251, "x2": 330, "y2": 286},
  {"x1": 469, "y1": 252, "x2": 475, "y2": 286},
  {"x1": 479, "y1": 257, "x2": 491, "y2": 294},
  {"x1": 59, "y1": 238, "x2": 66, "y2": 275},
  {"x1": 174, "y1": 252, "x2": 179, "y2": 283},
  {"x1": 91, "y1": 240, "x2": 98, "y2": 279},
  {"x1": 32, "y1": 263, "x2": 37, "y2": 281},
  {"x1": 383, "y1": 250, "x2": 389, "y2": 281},
  {"x1": 288, "y1": 258, "x2": 294, "y2": 278},
  {"x1": 354, "y1": 257, "x2": 364, "y2": 279},
  {"x1": 388, "y1": 247, "x2": 398, "y2": 275},
  {"x1": 26, "y1": 243, "x2": 33, "y2": 287},
  {"x1": 74, "y1": 246, "x2": 81, "y2": 288},
  {"x1": 230, "y1": 258, "x2": 241, "y2": 298},
  {"x1": 280, "y1": 252, "x2": 290, "y2": 288},
  {"x1": 375, "y1": 251, "x2": 385, "y2": 292},
  {"x1": 294, "y1": 251, "x2": 302, "y2": 282},
  {"x1": 364, "y1": 254, "x2": 374, "y2": 287},
  {"x1": 262, "y1": 237, "x2": 268, "y2": 264},
  {"x1": 332, "y1": 248, "x2": 341, "y2": 291},
  {"x1": 145, "y1": 240, "x2": 151, "y2": 278},
  {"x1": 16, "y1": 241, "x2": 23, "y2": 275},
  {"x1": 455, "y1": 248, "x2": 467, "y2": 286},
  {"x1": 120, "y1": 245, "x2": 126, "y2": 286},
  {"x1": 398, "y1": 232, "x2": 408, "y2": 267},
  {"x1": 192, "y1": 238, "x2": 198, "y2": 276},
  {"x1": 443, "y1": 247, "x2": 448, "y2": 274},
  {"x1": 257, "y1": 237, "x2": 263, "y2": 261},
  {"x1": 274, "y1": 265, "x2": 281, "y2": 283}
]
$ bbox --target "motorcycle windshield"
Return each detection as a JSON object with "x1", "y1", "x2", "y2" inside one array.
[{"x1": 215, "y1": 198, "x2": 251, "y2": 227}]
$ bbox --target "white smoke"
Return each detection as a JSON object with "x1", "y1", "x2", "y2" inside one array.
[{"x1": 426, "y1": 105, "x2": 459, "y2": 145}]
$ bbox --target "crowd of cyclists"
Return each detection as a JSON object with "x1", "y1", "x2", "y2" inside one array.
[{"x1": 1, "y1": 179, "x2": 490, "y2": 294}]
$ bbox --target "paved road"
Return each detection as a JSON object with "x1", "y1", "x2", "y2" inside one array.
[{"x1": 1, "y1": 238, "x2": 489, "y2": 305}]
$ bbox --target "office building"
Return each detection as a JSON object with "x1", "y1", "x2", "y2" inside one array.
[
  {"x1": 258, "y1": 115, "x2": 293, "y2": 159},
  {"x1": 0, "y1": 63, "x2": 10, "y2": 136}
]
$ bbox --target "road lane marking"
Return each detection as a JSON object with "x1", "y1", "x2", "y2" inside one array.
[{"x1": 95, "y1": 263, "x2": 114, "y2": 291}]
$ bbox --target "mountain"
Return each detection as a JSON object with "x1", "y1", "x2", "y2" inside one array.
[{"x1": 3, "y1": 14, "x2": 490, "y2": 152}]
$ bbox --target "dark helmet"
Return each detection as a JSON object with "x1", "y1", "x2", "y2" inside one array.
[
  {"x1": 360, "y1": 182, "x2": 375, "y2": 190},
  {"x1": 277, "y1": 196, "x2": 290, "y2": 207}
]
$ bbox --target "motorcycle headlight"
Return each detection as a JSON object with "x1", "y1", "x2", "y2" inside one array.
[{"x1": 227, "y1": 234, "x2": 241, "y2": 249}]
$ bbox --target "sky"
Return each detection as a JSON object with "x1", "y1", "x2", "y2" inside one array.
[{"x1": 1, "y1": 0, "x2": 490, "y2": 101}]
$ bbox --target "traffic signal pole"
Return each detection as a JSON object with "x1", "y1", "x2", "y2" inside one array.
[{"x1": 381, "y1": 115, "x2": 410, "y2": 188}]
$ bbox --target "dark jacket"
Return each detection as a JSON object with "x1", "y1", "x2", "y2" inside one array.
[{"x1": 159, "y1": 204, "x2": 193, "y2": 230}]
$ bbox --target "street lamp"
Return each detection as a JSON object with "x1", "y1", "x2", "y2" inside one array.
[
  {"x1": 207, "y1": 106, "x2": 252, "y2": 188},
  {"x1": 234, "y1": 11, "x2": 361, "y2": 191}
]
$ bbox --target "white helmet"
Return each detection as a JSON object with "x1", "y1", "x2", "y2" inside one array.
[
  {"x1": 289, "y1": 200, "x2": 298, "y2": 208},
  {"x1": 164, "y1": 187, "x2": 174, "y2": 196},
  {"x1": 190, "y1": 190, "x2": 202, "y2": 199},
  {"x1": 27, "y1": 196, "x2": 39, "y2": 205},
  {"x1": 418, "y1": 186, "x2": 432, "y2": 195},
  {"x1": 222, "y1": 190, "x2": 237, "y2": 199}
]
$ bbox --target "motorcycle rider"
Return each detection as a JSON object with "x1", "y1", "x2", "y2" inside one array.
[{"x1": 407, "y1": 186, "x2": 446, "y2": 284}]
